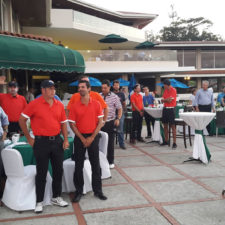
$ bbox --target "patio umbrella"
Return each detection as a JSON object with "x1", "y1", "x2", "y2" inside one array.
[
  {"x1": 128, "y1": 74, "x2": 137, "y2": 92},
  {"x1": 110, "y1": 78, "x2": 130, "y2": 86},
  {"x1": 135, "y1": 41, "x2": 157, "y2": 49},
  {"x1": 69, "y1": 77, "x2": 102, "y2": 87},
  {"x1": 156, "y1": 78, "x2": 189, "y2": 88},
  {"x1": 99, "y1": 34, "x2": 128, "y2": 43}
]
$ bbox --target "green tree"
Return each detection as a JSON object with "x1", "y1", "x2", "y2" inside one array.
[{"x1": 159, "y1": 5, "x2": 222, "y2": 41}]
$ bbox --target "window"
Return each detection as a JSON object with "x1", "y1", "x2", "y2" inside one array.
[
  {"x1": 215, "y1": 51, "x2": 225, "y2": 68},
  {"x1": 201, "y1": 51, "x2": 214, "y2": 68},
  {"x1": 184, "y1": 51, "x2": 196, "y2": 67},
  {"x1": 177, "y1": 50, "x2": 196, "y2": 67},
  {"x1": 0, "y1": 0, "x2": 2, "y2": 30}
]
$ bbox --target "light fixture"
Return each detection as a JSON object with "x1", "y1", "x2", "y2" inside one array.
[
  {"x1": 65, "y1": 46, "x2": 68, "y2": 49},
  {"x1": 184, "y1": 75, "x2": 190, "y2": 80}
]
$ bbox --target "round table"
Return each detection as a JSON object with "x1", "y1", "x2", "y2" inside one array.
[
  {"x1": 179, "y1": 112, "x2": 216, "y2": 164},
  {"x1": 144, "y1": 107, "x2": 164, "y2": 143}
]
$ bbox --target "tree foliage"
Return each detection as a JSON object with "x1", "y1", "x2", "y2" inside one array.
[{"x1": 159, "y1": 5, "x2": 222, "y2": 41}]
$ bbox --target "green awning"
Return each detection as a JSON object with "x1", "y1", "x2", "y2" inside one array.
[{"x1": 0, "y1": 34, "x2": 85, "y2": 73}]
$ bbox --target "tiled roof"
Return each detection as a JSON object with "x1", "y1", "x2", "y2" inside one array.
[{"x1": 0, "y1": 31, "x2": 53, "y2": 43}]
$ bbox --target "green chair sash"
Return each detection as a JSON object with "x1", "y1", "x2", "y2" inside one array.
[{"x1": 195, "y1": 130, "x2": 211, "y2": 161}]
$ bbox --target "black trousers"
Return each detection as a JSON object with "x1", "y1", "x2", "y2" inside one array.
[
  {"x1": 144, "y1": 111, "x2": 155, "y2": 137},
  {"x1": 73, "y1": 134, "x2": 102, "y2": 194},
  {"x1": 33, "y1": 135, "x2": 64, "y2": 203},
  {"x1": 131, "y1": 111, "x2": 143, "y2": 140},
  {"x1": 101, "y1": 120, "x2": 115, "y2": 164},
  {"x1": 198, "y1": 104, "x2": 212, "y2": 134}
]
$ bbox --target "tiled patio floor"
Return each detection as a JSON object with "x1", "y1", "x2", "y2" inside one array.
[{"x1": 1, "y1": 128, "x2": 225, "y2": 225}]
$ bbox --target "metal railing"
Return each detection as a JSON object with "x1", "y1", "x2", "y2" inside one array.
[{"x1": 78, "y1": 49, "x2": 177, "y2": 62}]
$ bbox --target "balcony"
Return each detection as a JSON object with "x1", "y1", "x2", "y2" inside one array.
[
  {"x1": 50, "y1": 9, "x2": 146, "y2": 42},
  {"x1": 79, "y1": 49, "x2": 177, "y2": 62},
  {"x1": 78, "y1": 49, "x2": 194, "y2": 74}
]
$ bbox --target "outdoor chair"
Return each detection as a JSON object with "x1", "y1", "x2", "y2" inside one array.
[
  {"x1": 169, "y1": 106, "x2": 192, "y2": 148},
  {"x1": 1, "y1": 149, "x2": 52, "y2": 211},
  {"x1": 124, "y1": 111, "x2": 133, "y2": 141},
  {"x1": 216, "y1": 111, "x2": 225, "y2": 137},
  {"x1": 62, "y1": 159, "x2": 92, "y2": 194}
]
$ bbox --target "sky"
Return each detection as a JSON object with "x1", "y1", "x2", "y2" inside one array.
[{"x1": 83, "y1": 0, "x2": 225, "y2": 39}]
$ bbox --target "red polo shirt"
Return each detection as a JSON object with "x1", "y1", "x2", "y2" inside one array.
[
  {"x1": 130, "y1": 93, "x2": 143, "y2": 111},
  {"x1": 162, "y1": 86, "x2": 177, "y2": 107},
  {"x1": 68, "y1": 98, "x2": 103, "y2": 134},
  {"x1": 0, "y1": 93, "x2": 27, "y2": 122},
  {"x1": 22, "y1": 96, "x2": 67, "y2": 136},
  {"x1": 67, "y1": 91, "x2": 107, "y2": 110}
]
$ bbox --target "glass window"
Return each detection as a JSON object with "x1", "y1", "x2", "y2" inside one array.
[
  {"x1": 177, "y1": 50, "x2": 183, "y2": 66},
  {"x1": 215, "y1": 51, "x2": 225, "y2": 68},
  {"x1": 208, "y1": 78, "x2": 218, "y2": 92},
  {"x1": 183, "y1": 51, "x2": 196, "y2": 67},
  {"x1": 201, "y1": 51, "x2": 214, "y2": 68},
  {"x1": 0, "y1": 0, "x2": 2, "y2": 30}
]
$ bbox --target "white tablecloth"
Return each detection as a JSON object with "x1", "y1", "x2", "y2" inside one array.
[
  {"x1": 144, "y1": 107, "x2": 163, "y2": 143},
  {"x1": 179, "y1": 112, "x2": 216, "y2": 164}
]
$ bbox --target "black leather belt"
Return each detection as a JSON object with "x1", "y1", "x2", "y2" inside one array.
[{"x1": 35, "y1": 134, "x2": 60, "y2": 141}]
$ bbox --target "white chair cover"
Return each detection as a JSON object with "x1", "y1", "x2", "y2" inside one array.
[
  {"x1": 99, "y1": 152, "x2": 111, "y2": 179},
  {"x1": 1, "y1": 149, "x2": 52, "y2": 211},
  {"x1": 62, "y1": 158, "x2": 92, "y2": 194},
  {"x1": 99, "y1": 131, "x2": 108, "y2": 156}
]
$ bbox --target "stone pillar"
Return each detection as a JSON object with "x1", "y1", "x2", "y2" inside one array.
[
  {"x1": 197, "y1": 77, "x2": 202, "y2": 89},
  {"x1": 155, "y1": 76, "x2": 161, "y2": 96}
]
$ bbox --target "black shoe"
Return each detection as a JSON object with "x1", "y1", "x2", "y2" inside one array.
[
  {"x1": 145, "y1": 136, "x2": 151, "y2": 139},
  {"x1": 120, "y1": 145, "x2": 126, "y2": 150},
  {"x1": 72, "y1": 192, "x2": 83, "y2": 203},
  {"x1": 94, "y1": 192, "x2": 107, "y2": 200},
  {"x1": 160, "y1": 141, "x2": 169, "y2": 146},
  {"x1": 172, "y1": 143, "x2": 177, "y2": 149},
  {"x1": 137, "y1": 137, "x2": 145, "y2": 142}
]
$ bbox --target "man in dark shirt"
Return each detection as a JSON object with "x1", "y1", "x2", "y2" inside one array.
[{"x1": 113, "y1": 80, "x2": 126, "y2": 149}]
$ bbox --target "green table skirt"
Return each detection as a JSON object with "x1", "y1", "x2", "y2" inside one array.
[{"x1": 13, "y1": 137, "x2": 74, "y2": 174}]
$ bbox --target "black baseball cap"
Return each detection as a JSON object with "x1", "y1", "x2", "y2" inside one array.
[
  {"x1": 41, "y1": 80, "x2": 55, "y2": 88},
  {"x1": 8, "y1": 81, "x2": 18, "y2": 87},
  {"x1": 163, "y1": 79, "x2": 171, "y2": 86}
]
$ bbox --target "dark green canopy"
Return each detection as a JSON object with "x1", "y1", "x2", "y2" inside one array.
[
  {"x1": 99, "y1": 34, "x2": 128, "y2": 43},
  {"x1": 135, "y1": 41, "x2": 157, "y2": 49},
  {"x1": 0, "y1": 34, "x2": 85, "y2": 73}
]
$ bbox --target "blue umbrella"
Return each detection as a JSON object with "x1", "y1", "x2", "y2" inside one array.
[
  {"x1": 110, "y1": 78, "x2": 130, "y2": 86},
  {"x1": 128, "y1": 74, "x2": 137, "y2": 93},
  {"x1": 69, "y1": 77, "x2": 102, "y2": 87},
  {"x1": 156, "y1": 78, "x2": 189, "y2": 88}
]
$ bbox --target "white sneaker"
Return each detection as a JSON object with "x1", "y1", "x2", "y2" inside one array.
[
  {"x1": 51, "y1": 197, "x2": 68, "y2": 207},
  {"x1": 109, "y1": 164, "x2": 115, "y2": 169},
  {"x1": 34, "y1": 202, "x2": 43, "y2": 213}
]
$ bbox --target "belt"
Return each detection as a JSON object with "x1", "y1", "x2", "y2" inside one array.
[
  {"x1": 106, "y1": 119, "x2": 115, "y2": 122},
  {"x1": 165, "y1": 107, "x2": 174, "y2": 109},
  {"x1": 35, "y1": 134, "x2": 60, "y2": 141}
]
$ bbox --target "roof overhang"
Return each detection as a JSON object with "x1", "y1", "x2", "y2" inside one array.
[
  {"x1": 52, "y1": 0, "x2": 157, "y2": 28},
  {"x1": 161, "y1": 74, "x2": 225, "y2": 78},
  {"x1": 156, "y1": 42, "x2": 225, "y2": 50}
]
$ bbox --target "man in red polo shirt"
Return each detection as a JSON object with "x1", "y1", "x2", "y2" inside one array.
[
  {"x1": 19, "y1": 80, "x2": 69, "y2": 213},
  {"x1": 66, "y1": 75, "x2": 108, "y2": 123},
  {"x1": 130, "y1": 84, "x2": 144, "y2": 144},
  {"x1": 69, "y1": 80, "x2": 107, "y2": 203},
  {"x1": 161, "y1": 79, "x2": 177, "y2": 149},
  {"x1": 0, "y1": 81, "x2": 27, "y2": 136}
]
